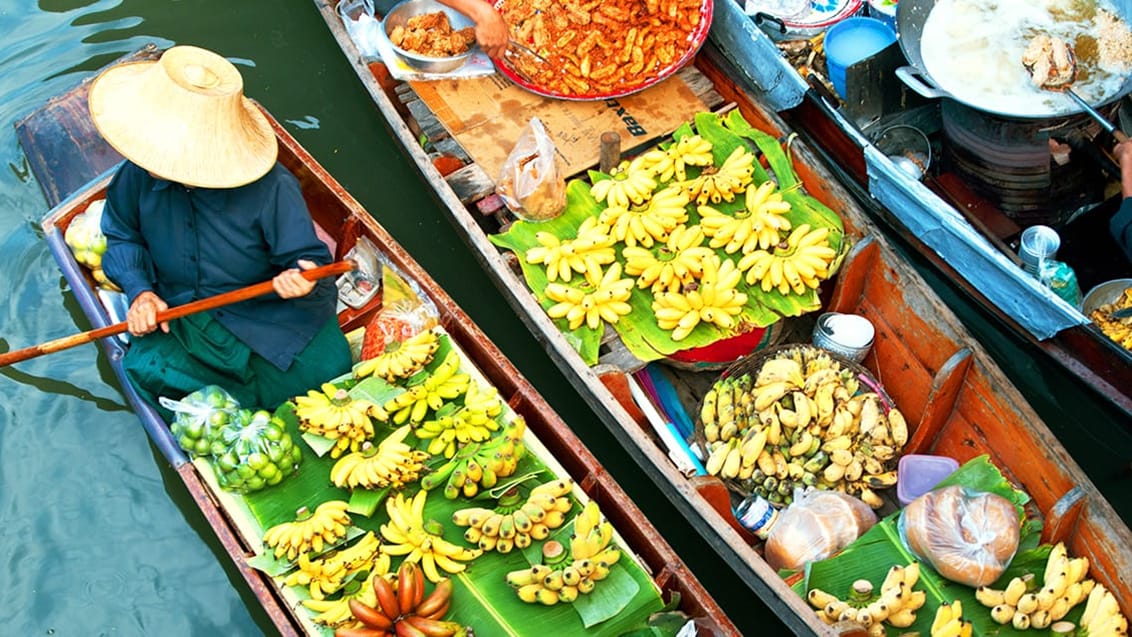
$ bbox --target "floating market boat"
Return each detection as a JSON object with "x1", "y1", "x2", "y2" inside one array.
[
  {"x1": 708, "y1": 0, "x2": 1132, "y2": 421},
  {"x1": 316, "y1": 2, "x2": 1132, "y2": 636},
  {"x1": 16, "y1": 46, "x2": 735, "y2": 637}
]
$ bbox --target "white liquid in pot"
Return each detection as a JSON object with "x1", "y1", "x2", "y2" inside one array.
[{"x1": 919, "y1": 0, "x2": 1130, "y2": 116}]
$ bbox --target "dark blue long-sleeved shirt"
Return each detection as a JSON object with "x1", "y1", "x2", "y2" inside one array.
[
  {"x1": 100, "y1": 161, "x2": 337, "y2": 371},
  {"x1": 1113, "y1": 197, "x2": 1132, "y2": 263}
]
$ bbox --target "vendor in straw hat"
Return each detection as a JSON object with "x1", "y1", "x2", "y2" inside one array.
[{"x1": 90, "y1": 45, "x2": 351, "y2": 417}]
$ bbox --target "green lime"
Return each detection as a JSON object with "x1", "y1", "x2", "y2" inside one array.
[
  {"x1": 265, "y1": 471, "x2": 284, "y2": 486},
  {"x1": 177, "y1": 435, "x2": 195, "y2": 452},
  {"x1": 209, "y1": 441, "x2": 228, "y2": 457},
  {"x1": 216, "y1": 452, "x2": 240, "y2": 472},
  {"x1": 193, "y1": 439, "x2": 211, "y2": 457},
  {"x1": 257, "y1": 463, "x2": 280, "y2": 480},
  {"x1": 208, "y1": 411, "x2": 230, "y2": 428},
  {"x1": 236, "y1": 464, "x2": 256, "y2": 480},
  {"x1": 263, "y1": 425, "x2": 284, "y2": 442},
  {"x1": 245, "y1": 452, "x2": 269, "y2": 471},
  {"x1": 267, "y1": 445, "x2": 285, "y2": 465},
  {"x1": 184, "y1": 420, "x2": 205, "y2": 440},
  {"x1": 244, "y1": 476, "x2": 266, "y2": 492},
  {"x1": 290, "y1": 446, "x2": 303, "y2": 463}
]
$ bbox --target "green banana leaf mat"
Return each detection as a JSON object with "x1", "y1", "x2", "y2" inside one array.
[{"x1": 490, "y1": 110, "x2": 846, "y2": 366}]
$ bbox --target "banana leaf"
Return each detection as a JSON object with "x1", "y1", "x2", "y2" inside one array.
[
  {"x1": 195, "y1": 325, "x2": 666, "y2": 636},
  {"x1": 489, "y1": 111, "x2": 846, "y2": 365},
  {"x1": 794, "y1": 456, "x2": 1071, "y2": 636}
]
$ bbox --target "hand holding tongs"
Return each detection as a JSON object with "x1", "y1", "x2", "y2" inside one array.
[{"x1": 507, "y1": 40, "x2": 548, "y2": 64}]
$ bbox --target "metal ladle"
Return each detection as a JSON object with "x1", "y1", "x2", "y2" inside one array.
[{"x1": 1025, "y1": 39, "x2": 1129, "y2": 143}]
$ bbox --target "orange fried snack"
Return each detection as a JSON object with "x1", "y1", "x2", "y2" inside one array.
[
  {"x1": 499, "y1": 0, "x2": 705, "y2": 96},
  {"x1": 390, "y1": 11, "x2": 476, "y2": 57}
]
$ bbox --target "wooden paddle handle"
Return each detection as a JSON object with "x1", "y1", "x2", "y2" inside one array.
[{"x1": 0, "y1": 260, "x2": 355, "y2": 367}]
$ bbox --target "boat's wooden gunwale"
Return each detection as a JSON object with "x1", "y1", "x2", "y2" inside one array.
[{"x1": 315, "y1": 1, "x2": 1132, "y2": 632}]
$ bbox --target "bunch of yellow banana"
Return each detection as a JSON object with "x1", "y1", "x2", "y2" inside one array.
[
  {"x1": 697, "y1": 181, "x2": 793, "y2": 255},
  {"x1": 523, "y1": 217, "x2": 617, "y2": 283},
  {"x1": 262, "y1": 500, "x2": 353, "y2": 561},
  {"x1": 807, "y1": 562, "x2": 926, "y2": 635},
  {"x1": 1077, "y1": 582, "x2": 1128, "y2": 636},
  {"x1": 698, "y1": 346, "x2": 908, "y2": 508},
  {"x1": 293, "y1": 383, "x2": 384, "y2": 459},
  {"x1": 383, "y1": 350, "x2": 471, "y2": 425},
  {"x1": 977, "y1": 542, "x2": 1097, "y2": 630},
  {"x1": 635, "y1": 134, "x2": 715, "y2": 182},
  {"x1": 354, "y1": 328, "x2": 441, "y2": 382},
  {"x1": 301, "y1": 573, "x2": 380, "y2": 629},
  {"x1": 380, "y1": 490, "x2": 483, "y2": 582},
  {"x1": 738, "y1": 224, "x2": 839, "y2": 295},
  {"x1": 681, "y1": 145, "x2": 755, "y2": 205},
  {"x1": 452, "y1": 479, "x2": 573, "y2": 553},
  {"x1": 652, "y1": 255, "x2": 748, "y2": 341},
  {"x1": 589, "y1": 162, "x2": 656, "y2": 208},
  {"x1": 544, "y1": 262, "x2": 635, "y2": 331},
  {"x1": 283, "y1": 531, "x2": 390, "y2": 600},
  {"x1": 929, "y1": 599, "x2": 972, "y2": 637},
  {"x1": 329, "y1": 425, "x2": 430, "y2": 490},
  {"x1": 414, "y1": 379, "x2": 503, "y2": 458},
  {"x1": 598, "y1": 184, "x2": 690, "y2": 248},
  {"x1": 622, "y1": 224, "x2": 715, "y2": 294},
  {"x1": 421, "y1": 416, "x2": 527, "y2": 499},
  {"x1": 504, "y1": 501, "x2": 620, "y2": 605}
]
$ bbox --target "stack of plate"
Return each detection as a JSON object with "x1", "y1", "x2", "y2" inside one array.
[{"x1": 746, "y1": 0, "x2": 865, "y2": 41}]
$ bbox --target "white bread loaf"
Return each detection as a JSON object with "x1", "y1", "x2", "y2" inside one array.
[{"x1": 764, "y1": 489, "x2": 877, "y2": 571}]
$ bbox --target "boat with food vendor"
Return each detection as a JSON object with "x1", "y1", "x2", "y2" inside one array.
[
  {"x1": 315, "y1": 1, "x2": 1132, "y2": 635},
  {"x1": 8, "y1": 44, "x2": 735, "y2": 637},
  {"x1": 708, "y1": 0, "x2": 1132, "y2": 422}
]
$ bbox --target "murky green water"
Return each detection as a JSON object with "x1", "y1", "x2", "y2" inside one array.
[{"x1": 0, "y1": 1, "x2": 1128, "y2": 635}]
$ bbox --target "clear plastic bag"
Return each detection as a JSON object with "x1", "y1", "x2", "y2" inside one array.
[
  {"x1": 337, "y1": 0, "x2": 384, "y2": 61},
  {"x1": 159, "y1": 385, "x2": 240, "y2": 458},
  {"x1": 211, "y1": 409, "x2": 304, "y2": 494},
  {"x1": 495, "y1": 117, "x2": 567, "y2": 222},
  {"x1": 337, "y1": 235, "x2": 383, "y2": 310},
  {"x1": 898, "y1": 485, "x2": 1021, "y2": 586},
  {"x1": 763, "y1": 488, "x2": 877, "y2": 571},
  {"x1": 359, "y1": 252, "x2": 441, "y2": 360}
]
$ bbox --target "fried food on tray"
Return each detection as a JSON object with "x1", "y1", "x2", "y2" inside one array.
[
  {"x1": 498, "y1": 0, "x2": 705, "y2": 96},
  {"x1": 389, "y1": 11, "x2": 476, "y2": 57},
  {"x1": 1090, "y1": 286, "x2": 1132, "y2": 350}
]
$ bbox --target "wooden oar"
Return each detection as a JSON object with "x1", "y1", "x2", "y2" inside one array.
[{"x1": 0, "y1": 260, "x2": 355, "y2": 367}]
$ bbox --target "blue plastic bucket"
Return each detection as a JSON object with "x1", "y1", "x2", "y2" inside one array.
[{"x1": 824, "y1": 16, "x2": 896, "y2": 99}]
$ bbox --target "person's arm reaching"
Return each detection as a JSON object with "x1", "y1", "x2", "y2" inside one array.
[
  {"x1": 1110, "y1": 139, "x2": 1132, "y2": 262},
  {"x1": 438, "y1": 0, "x2": 508, "y2": 59}
]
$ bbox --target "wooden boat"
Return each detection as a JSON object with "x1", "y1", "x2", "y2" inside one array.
[
  {"x1": 17, "y1": 47, "x2": 735, "y2": 637},
  {"x1": 315, "y1": 3, "x2": 1132, "y2": 635},
  {"x1": 707, "y1": 0, "x2": 1132, "y2": 421}
]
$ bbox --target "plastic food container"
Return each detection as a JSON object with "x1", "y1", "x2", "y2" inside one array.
[{"x1": 897, "y1": 454, "x2": 960, "y2": 506}]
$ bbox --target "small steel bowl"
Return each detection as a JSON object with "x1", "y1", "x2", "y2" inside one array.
[
  {"x1": 1081, "y1": 278, "x2": 1132, "y2": 315},
  {"x1": 382, "y1": 0, "x2": 476, "y2": 73}
]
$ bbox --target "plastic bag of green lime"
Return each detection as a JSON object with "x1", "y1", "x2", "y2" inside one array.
[
  {"x1": 211, "y1": 408, "x2": 303, "y2": 493},
  {"x1": 160, "y1": 385, "x2": 240, "y2": 458}
]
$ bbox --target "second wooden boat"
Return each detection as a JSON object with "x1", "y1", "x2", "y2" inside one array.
[{"x1": 317, "y1": 3, "x2": 1132, "y2": 636}]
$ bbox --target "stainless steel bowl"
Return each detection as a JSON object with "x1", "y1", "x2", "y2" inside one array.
[
  {"x1": 1081, "y1": 278, "x2": 1132, "y2": 316},
  {"x1": 382, "y1": 0, "x2": 476, "y2": 73}
]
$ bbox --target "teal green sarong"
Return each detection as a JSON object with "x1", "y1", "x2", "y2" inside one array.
[{"x1": 123, "y1": 312, "x2": 351, "y2": 422}]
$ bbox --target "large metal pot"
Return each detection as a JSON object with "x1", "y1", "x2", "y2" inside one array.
[{"x1": 894, "y1": 0, "x2": 1132, "y2": 119}]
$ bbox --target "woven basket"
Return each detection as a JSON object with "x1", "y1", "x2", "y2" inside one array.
[{"x1": 694, "y1": 342, "x2": 901, "y2": 506}]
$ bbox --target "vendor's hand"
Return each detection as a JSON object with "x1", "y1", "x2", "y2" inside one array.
[
  {"x1": 128, "y1": 290, "x2": 169, "y2": 336},
  {"x1": 273, "y1": 259, "x2": 318, "y2": 299},
  {"x1": 1116, "y1": 139, "x2": 1132, "y2": 198},
  {"x1": 469, "y1": 3, "x2": 509, "y2": 59}
]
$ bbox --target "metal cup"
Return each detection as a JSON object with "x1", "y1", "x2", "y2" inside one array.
[
  {"x1": 812, "y1": 312, "x2": 875, "y2": 363},
  {"x1": 1018, "y1": 225, "x2": 1060, "y2": 276}
]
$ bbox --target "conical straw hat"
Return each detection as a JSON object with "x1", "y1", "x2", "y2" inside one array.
[{"x1": 88, "y1": 45, "x2": 277, "y2": 189}]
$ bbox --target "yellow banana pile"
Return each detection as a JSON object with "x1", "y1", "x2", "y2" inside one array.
[
  {"x1": 589, "y1": 162, "x2": 656, "y2": 209},
  {"x1": 505, "y1": 501, "x2": 620, "y2": 605},
  {"x1": 635, "y1": 133, "x2": 715, "y2": 182},
  {"x1": 414, "y1": 379, "x2": 503, "y2": 458},
  {"x1": 929, "y1": 600, "x2": 972, "y2": 637},
  {"x1": 283, "y1": 531, "x2": 389, "y2": 600},
  {"x1": 598, "y1": 184, "x2": 691, "y2": 248},
  {"x1": 737, "y1": 224, "x2": 838, "y2": 295},
  {"x1": 301, "y1": 572, "x2": 380, "y2": 628},
  {"x1": 807, "y1": 562, "x2": 926, "y2": 635},
  {"x1": 354, "y1": 328, "x2": 441, "y2": 382},
  {"x1": 1078, "y1": 582, "x2": 1128, "y2": 636},
  {"x1": 977, "y1": 542, "x2": 1104, "y2": 630},
  {"x1": 544, "y1": 262, "x2": 634, "y2": 331},
  {"x1": 652, "y1": 254, "x2": 748, "y2": 341},
  {"x1": 622, "y1": 224, "x2": 714, "y2": 294},
  {"x1": 699, "y1": 346, "x2": 908, "y2": 508},
  {"x1": 262, "y1": 500, "x2": 353, "y2": 561},
  {"x1": 451, "y1": 479, "x2": 573, "y2": 553},
  {"x1": 681, "y1": 145, "x2": 755, "y2": 205},
  {"x1": 383, "y1": 351, "x2": 471, "y2": 425},
  {"x1": 293, "y1": 383, "x2": 384, "y2": 458},
  {"x1": 420, "y1": 415, "x2": 527, "y2": 499},
  {"x1": 379, "y1": 490, "x2": 482, "y2": 583},
  {"x1": 699, "y1": 180, "x2": 793, "y2": 254},
  {"x1": 524, "y1": 217, "x2": 617, "y2": 283},
  {"x1": 329, "y1": 425, "x2": 430, "y2": 490}
]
